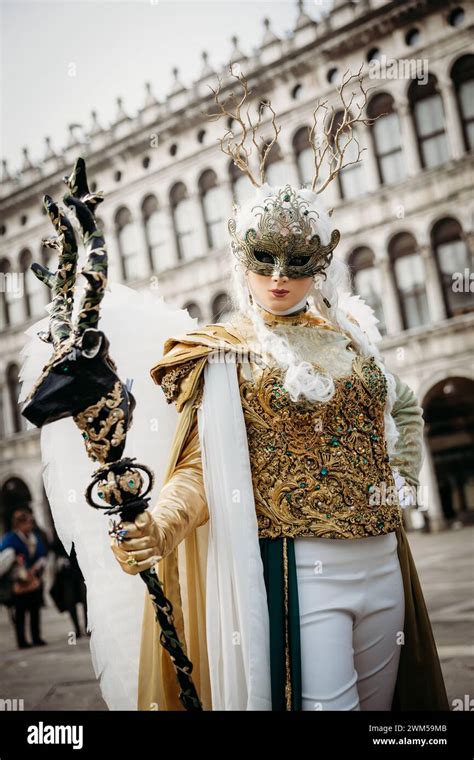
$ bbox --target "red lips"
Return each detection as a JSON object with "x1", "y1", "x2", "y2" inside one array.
[{"x1": 270, "y1": 289, "x2": 290, "y2": 295}]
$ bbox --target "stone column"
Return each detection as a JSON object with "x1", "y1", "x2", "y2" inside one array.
[
  {"x1": 378, "y1": 256, "x2": 404, "y2": 335},
  {"x1": 127, "y1": 198, "x2": 151, "y2": 280},
  {"x1": 397, "y1": 95, "x2": 422, "y2": 176},
  {"x1": 189, "y1": 190, "x2": 209, "y2": 260},
  {"x1": 168, "y1": 202, "x2": 182, "y2": 265},
  {"x1": 437, "y1": 74, "x2": 466, "y2": 160},
  {"x1": 358, "y1": 122, "x2": 380, "y2": 193},
  {"x1": 99, "y1": 211, "x2": 123, "y2": 284},
  {"x1": 152, "y1": 202, "x2": 179, "y2": 274},
  {"x1": 281, "y1": 150, "x2": 303, "y2": 188},
  {"x1": 139, "y1": 212, "x2": 153, "y2": 275},
  {"x1": 419, "y1": 244, "x2": 447, "y2": 323},
  {"x1": 465, "y1": 230, "x2": 474, "y2": 255},
  {"x1": 418, "y1": 439, "x2": 446, "y2": 532}
]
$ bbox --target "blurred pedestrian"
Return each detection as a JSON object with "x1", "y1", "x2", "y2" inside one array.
[{"x1": 0, "y1": 509, "x2": 47, "y2": 648}]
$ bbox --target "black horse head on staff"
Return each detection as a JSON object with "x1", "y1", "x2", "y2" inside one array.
[{"x1": 21, "y1": 158, "x2": 135, "y2": 464}]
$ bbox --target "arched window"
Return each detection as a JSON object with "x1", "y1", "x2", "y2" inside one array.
[
  {"x1": 405, "y1": 28, "x2": 421, "y2": 46},
  {"x1": 115, "y1": 207, "x2": 145, "y2": 281},
  {"x1": 448, "y1": 7, "x2": 465, "y2": 27},
  {"x1": 93, "y1": 218, "x2": 121, "y2": 283},
  {"x1": 292, "y1": 127, "x2": 314, "y2": 187},
  {"x1": 93, "y1": 216, "x2": 117, "y2": 280},
  {"x1": 330, "y1": 111, "x2": 366, "y2": 200},
  {"x1": 229, "y1": 161, "x2": 251, "y2": 204},
  {"x1": 264, "y1": 143, "x2": 287, "y2": 186},
  {"x1": 170, "y1": 182, "x2": 199, "y2": 262},
  {"x1": 389, "y1": 232, "x2": 429, "y2": 329},
  {"x1": 141, "y1": 194, "x2": 173, "y2": 273},
  {"x1": 20, "y1": 248, "x2": 45, "y2": 319},
  {"x1": 432, "y1": 217, "x2": 474, "y2": 317},
  {"x1": 183, "y1": 301, "x2": 202, "y2": 322},
  {"x1": 292, "y1": 83, "x2": 304, "y2": 100},
  {"x1": 348, "y1": 247, "x2": 386, "y2": 334},
  {"x1": 367, "y1": 93, "x2": 406, "y2": 185},
  {"x1": 3, "y1": 258, "x2": 24, "y2": 327},
  {"x1": 408, "y1": 74, "x2": 449, "y2": 168},
  {"x1": 7, "y1": 363, "x2": 26, "y2": 433},
  {"x1": 40, "y1": 244, "x2": 56, "y2": 303},
  {"x1": 198, "y1": 170, "x2": 226, "y2": 250},
  {"x1": 451, "y1": 55, "x2": 474, "y2": 152},
  {"x1": 211, "y1": 292, "x2": 233, "y2": 322},
  {"x1": 423, "y1": 376, "x2": 474, "y2": 524}
]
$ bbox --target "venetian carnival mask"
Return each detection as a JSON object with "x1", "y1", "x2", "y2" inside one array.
[{"x1": 228, "y1": 185, "x2": 341, "y2": 280}]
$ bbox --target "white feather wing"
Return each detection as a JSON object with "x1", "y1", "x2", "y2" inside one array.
[
  {"x1": 19, "y1": 282, "x2": 196, "y2": 710},
  {"x1": 337, "y1": 290, "x2": 383, "y2": 344}
]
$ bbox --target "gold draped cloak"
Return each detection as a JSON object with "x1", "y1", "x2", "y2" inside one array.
[{"x1": 137, "y1": 315, "x2": 449, "y2": 711}]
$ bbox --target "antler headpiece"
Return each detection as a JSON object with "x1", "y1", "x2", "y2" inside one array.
[{"x1": 207, "y1": 63, "x2": 378, "y2": 279}]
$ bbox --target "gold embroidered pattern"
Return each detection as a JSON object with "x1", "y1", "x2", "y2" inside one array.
[
  {"x1": 73, "y1": 380, "x2": 126, "y2": 465},
  {"x1": 93, "y1": 467, "x2": 144, "y2": 506},
  {"x1": 160, "y1": 360, "x2": 197, "y2": 404},
  {"x1": 192, "y1": 380, "x2": 204, "y2": 410},
  {"x1": 239, "y1": 354, "x2": 402, "y2": 539}
]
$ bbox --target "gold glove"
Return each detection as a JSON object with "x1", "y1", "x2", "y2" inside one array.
[
  {"x1": 110, "y1": 410, "x2": 209, "y2": 575},
  {"x1": 110, "y1": 510, "x2": 166, "y2": 575},
  {"x1": 150, "y1": 410, "x2": 209, "y2": 559}
]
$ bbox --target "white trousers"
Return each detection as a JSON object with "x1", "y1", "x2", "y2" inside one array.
[{"x1": 294, "y1": 531, "x2": 405, "y2": 711}]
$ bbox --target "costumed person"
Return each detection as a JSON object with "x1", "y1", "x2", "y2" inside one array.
[
  {"x1": 0, "y1": 509, "x2": 48, "y2": 648},
  {"x1": 109, "y1": 67, "x2": 449, "y2": 711},
  {"x1": 18, "y1": 66, "x2": 448, "y2": 711}
]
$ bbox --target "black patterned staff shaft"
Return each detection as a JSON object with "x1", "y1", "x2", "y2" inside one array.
[{"x1": 21, "y1": 157, "x2": 203, "y2": 712}]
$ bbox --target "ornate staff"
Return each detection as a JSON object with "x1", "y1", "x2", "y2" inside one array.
[{"x1": 21, "y1": 157, "x2": 202, "y2": 712}]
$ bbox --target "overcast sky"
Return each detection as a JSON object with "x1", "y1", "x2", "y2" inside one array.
[{"x1": 1, "y1": 0, "x2": 332, "y2": 175}]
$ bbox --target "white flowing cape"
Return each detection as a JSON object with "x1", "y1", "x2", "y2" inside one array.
[{"x1": 198, "y1": 354, "x2": 272, "y2": 709}]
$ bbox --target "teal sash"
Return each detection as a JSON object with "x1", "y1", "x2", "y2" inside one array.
[{"x1": 259, "y1": 536, "x2": 302, "y2": 710}]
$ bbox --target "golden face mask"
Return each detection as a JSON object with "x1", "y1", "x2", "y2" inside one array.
[{"x1": 228, "y1": 185, "x2": 340, "y2": 279}]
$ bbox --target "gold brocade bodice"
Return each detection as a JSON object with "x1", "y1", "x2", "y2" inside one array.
[{"x1": 232, "y1": 309, "x2": 402, "y2": 540}]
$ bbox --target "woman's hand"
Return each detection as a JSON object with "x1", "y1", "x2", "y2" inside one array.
[{"x1": 110, "y1": 511, "x2": 165, "y2": 575}]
